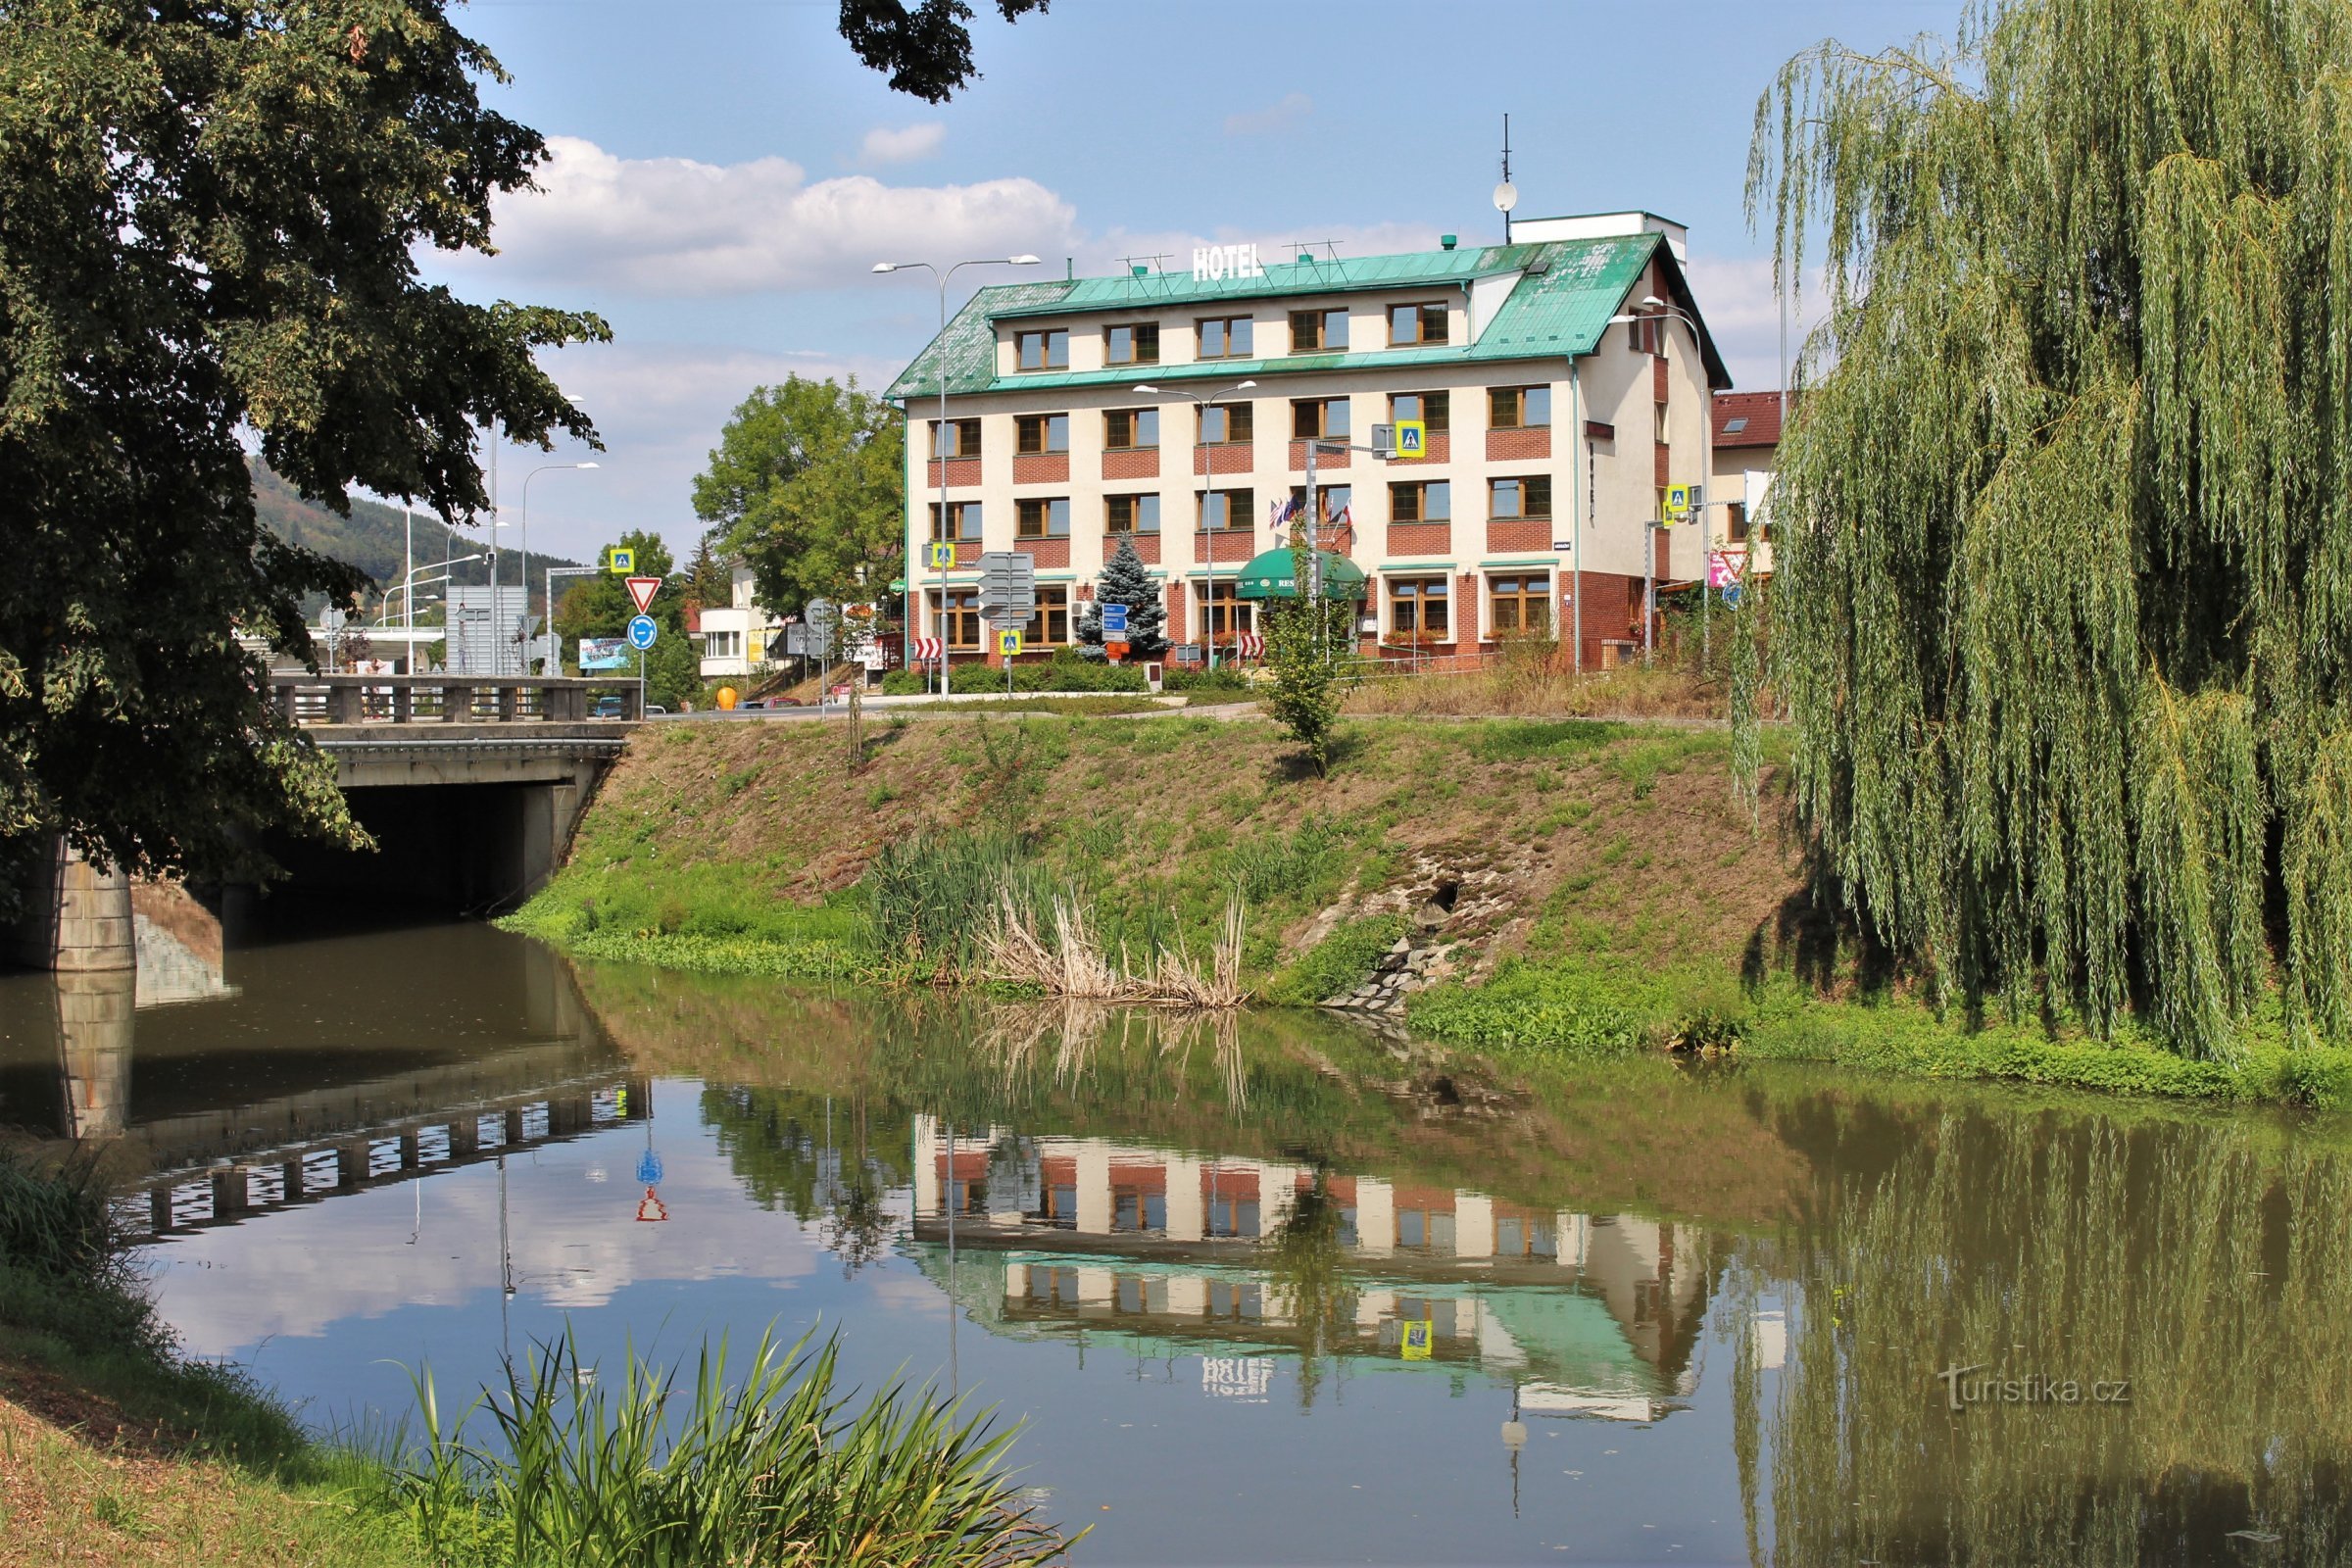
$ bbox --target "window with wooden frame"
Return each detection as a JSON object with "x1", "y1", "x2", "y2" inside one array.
[
  {"x1": 1104, "y1": 321, "x2": 1159, "y2": 366},
  {"x1": 1390, "y1": 390, "x2": 1450, "y2": 431},
  {"x1": 1388, "y1": 576, "x2": 1449, "y2": 640},
  {"x1": 1489, "y1": 385, "x2": 1552, "y2": 429},
  {"x1": 1197, "y1": 315, "x2": 1254, "y2": 359},
  {"x1": 1489, "y1": 475, "x2": 1552, "y2": 519},
  {"x1": 1199, "y1": 402, "x2": 1253, "y2": 444},
  {"x1": 1014, "y1": 328, "x2": 1068, "y2": 370},
  {"x1": 1286, "y1": 484, "x2": 1350, "y2": 527},
  {"x1": 1626, "y1": 314, "x2": 1664, "y2": 355},
  {"x1": 1023, "y1": 585, "x2": 1070, "y2": 646},
  {"x1": 937, "y1": 587, "x2": 982, "y2": 650},
  {"x1": 1728, "y1": 502, "x2": 1750, "y2": 543},
  {"x1": 1015, "y1": 413, "x2": 1069, "y2": 454},
  {"x1": 1102, "y1": 408, "x2": 1159, "y2": 450},
  {"x1": 1199, "y1": 581, "x2": 1256, "y2": 639},
  {"x1": 1290, "y1": 397, "x2": 1349, "y2": 441},
  {"x1": 1489, "y1": 573, "x2": 1552, "y2": 637},
  {"x1": 1198, "y1": 487, "x2": 1252, "y2": 531},
  {"x1": 1390, "y1": 479, "x2": 1450, "y2": 523},
  {"x1": 930, "y1": 417, "x2": 980, "y2": 459},
  {"x1": 1289, "y1": 308, "x2": 1348, "y2": 352},
  {"x1": 1015, "y1": 497, "x2": 1071, "y2": 539},
  {"x1": 1387, "y1": 300, "x2": 1448, "y2": 345},
  {"x1": 1105, "y1": 493, "x2": 1161, "y2": 534},
  {"x1": 927, "y1": 500, "x2": 982, "y2": 540}
]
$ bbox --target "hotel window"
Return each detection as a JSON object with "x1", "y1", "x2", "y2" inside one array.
[
  {"x1": 1024, "y1": 585, "x2": 1070, "y2": 646},
  {"x1": 1390, "y1": 479, "x2": 1450, "y2": 523},
  {"x1": 1289, "y1": 308, "x2": 1348, "y2": 352},
  {"x1": 1389, "y1": 576, "x2": 1449, "y2": 640},
  {"x1": 930, "y1": 417, "x2": 980, "y2": 459},
  {"x1": 1291, "y1": 397, "x2": 1349, "y2": 441},
  {"x1": 937, "y1": 587, "x2": 982, "y2": 650},
  {"x1": 1197, "y1": 315, "x2": 1254, "y2": 359},
  {"x1": 927, "y1": 500, "x2": 981, "y2": 540},
  {"x1": 1015, "y1": 413, "x2": 1069, "y2": 454},
  {"x1": 1490, "y1": 573, "x2": 1552, "y2": 636},
  {"x1": 1388, "y1": 300, "x2": 1448, "y2": 346},
  {"x1": 1014, "y1": 328, "x2": 1068, "y2": 370},
  {"x1": 1729, "y1": 501, "x2": 1754, "y2": 543},
  {"x1": 1205, "y1": 1191, "x2": 1260, "y2": 1237},
  {"x1": 1490, "y1": 385, "x2": 1552, "y2": 429},
  {"x1": 1198, "y1": 487, "x2": 1252, "y2": 531},
  {"x1": 1105, "y1": 321, "x2": 1159, "y2": 366},
  {"x1": 1490, "y1": 475, "x2": 1552, "y2": 519},
  {"x1": 1102, "y1": 407, "x2": 1158, "y2": 450},
  {"x1": 1015, "y1": 497, "x2": 1071, "y2": 539},
  {"x1": 1200, "y1": 401, "x2": 1252, "y2": 444},
  {"x1": 1391, "y1": 390, "x2": 1450, "y2": 430},
  {"x1": 1105, "y1": 493, "x2": 1161, "y2": 534}
]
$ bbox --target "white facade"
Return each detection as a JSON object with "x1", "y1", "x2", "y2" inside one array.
[{"x1": 698, "y1": 567, "x2": 783, "y2": 681}]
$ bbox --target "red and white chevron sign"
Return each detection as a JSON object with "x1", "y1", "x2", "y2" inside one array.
[
  {"x1": 911, "y1": 637, "x2": 943, "y2": 662},
  {"x1": 1236, "y1": 632, "x2": 1264, "y2": 660}
]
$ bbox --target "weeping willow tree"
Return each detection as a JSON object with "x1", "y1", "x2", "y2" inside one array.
[{"x1": 1743, "y1": 0, "x2": 2352, "y2": 1056}]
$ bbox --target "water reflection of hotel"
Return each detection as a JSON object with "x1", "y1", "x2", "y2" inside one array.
[{"x1": 909, "y1": 1116, "x2": 1708, "y2": 1421}]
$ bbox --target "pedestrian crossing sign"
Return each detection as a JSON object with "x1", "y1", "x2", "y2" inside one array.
[
  {"x1": 1666, "y1": 484, "x2": 1693, "y2": 521},
  {"x1": 606, "y1": 547, "x2": 634, "y2": 574},
  {"x1": 1400, "y1": 1319, "x2": 1434, "y2": 1360},
  {"x1": 1393, "y1": 419, "x2": 1427, "y2": 460},
  {"x1": 929, "y1": 541, "x2": 956, "y2": 568},
  {"x1": 998, "y1": 628, "x2": 1023, "y2": 658}
]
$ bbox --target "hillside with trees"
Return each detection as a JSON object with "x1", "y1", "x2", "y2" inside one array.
[{"x1": 251, "y1": 460, "x2": 584, "y2": 612}]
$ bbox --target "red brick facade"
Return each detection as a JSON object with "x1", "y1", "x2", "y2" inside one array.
[
  {"x1": 1456, "y1": 572, "x2": 1479, "y2": 644},
  {"x1": 1112, "y1": 532, "x2": 1161, "y2": 565},
  {"x1": 1198, "y1": 530, "x2": 1254, "y2": 564},
  {"x1": 1421, "y1": 431, "x2": 1452, "y2": 464},
  {"x1": 1102, "y1": 449, "x2": 1159, "y2": 480},
  {"x1": 1288, "y1": 439, "x2": 1348, "y2": 470},
  {"x1": 954, "y1": 540, "x2": 981, "y2": 567},
  {"x1": 1487, "y1": 427, "x2": 1551, "y2": 463},
  {"x1": 1486, "y1": 518, "x2": 1552, "y2": 553},
  {"x1": 926, "y1": 457, "x2": 980, "y2": 488},
  {"x1": 1164, "y1": 583, "x2": 1186, "y2": 643},
  {"x1": 1195, "y1": 445, "x2": 1252, "y2": 476},
  {"x1": 1012, "y1": 453, "x2": 1069, "y2": 485},
  {"x1": 1385, "y1": 521, "x2": 1450, "y2": 558},
  {"x1": 1014, "y1": 538, "x2": 1070, "y2": 568}
]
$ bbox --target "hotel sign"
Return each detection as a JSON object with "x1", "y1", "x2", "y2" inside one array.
[{"x1": 1191, "y1": 243, "x2": 1265, "y2": 282}]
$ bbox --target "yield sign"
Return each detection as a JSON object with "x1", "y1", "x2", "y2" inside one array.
[{"x1": 625, "y1": 575, "x2": 661, "y2": 613}]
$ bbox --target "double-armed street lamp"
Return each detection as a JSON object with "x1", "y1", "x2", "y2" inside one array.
[
  {"x1": 514, "y1": 462, "x2": 600, "y2": 672},
  {"x1": 1609, "y1": 294, "x2": 1719, "y2": 666},
  {"x1": 1133, "y1": 379, "x2": 1256, "y2": 669},
  {"x1": 873, "y1": 254, "x2": 1043, "y2": 695}
]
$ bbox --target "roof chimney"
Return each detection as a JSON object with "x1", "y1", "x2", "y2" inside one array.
[{"x1": 1440, "y1": 233, "x2": 1457, "y2": 251}]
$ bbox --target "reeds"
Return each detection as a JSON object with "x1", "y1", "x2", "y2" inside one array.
[
  {"x1": 982, "y1": 888, "x2": 1246, "y2": 1006},
  {"x1": 397, "y1": 1326, "x2": 1072, "y2": 1567},
  {"x1": 864, "y1": 831, "x2": 1041, "y2": 980}
]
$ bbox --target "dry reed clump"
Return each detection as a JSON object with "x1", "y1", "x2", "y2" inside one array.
[
  {"x1": 977, "y1": 1001, "x2": 1247, "y2": 1107},
  {"x1": 1343, "y1": 648, "x2": 1719, "y2": 719},
  {"x1": 982, "y1": 888, "x2": 1247, "y2": 1006}
]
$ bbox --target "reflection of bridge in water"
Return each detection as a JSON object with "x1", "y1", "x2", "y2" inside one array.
[
  {"x1": 0, "y1": 921, "x2": 645, "y2": 1239},
  {"x1": 906, "y1": 1116, "x2": 1711, "y2": 1422}
]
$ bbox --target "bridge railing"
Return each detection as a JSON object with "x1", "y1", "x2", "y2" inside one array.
[{"x1": 269, "y1": 672, "x2": 643, "y2": 724}]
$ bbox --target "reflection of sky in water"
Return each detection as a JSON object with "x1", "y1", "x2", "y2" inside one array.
[{"x1": 141, "y1": 1079, "x2": 1755, "y2": 1565}]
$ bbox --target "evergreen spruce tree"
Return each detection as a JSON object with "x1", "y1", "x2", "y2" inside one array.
[
  {"x1": 1074, "y1": 537, "x2": 1168, "y2": 661},
  {"x1": 1740, "y1": 0, "x2": 2352, "y2": 1055}
]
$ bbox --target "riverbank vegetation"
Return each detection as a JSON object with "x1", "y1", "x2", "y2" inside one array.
[
  {"x1": 0, "y1": 1151, "x2": 1075, "y2": 1566},
  {"x1": 508, "y1": 710, "x2": 2352, "y2": 1103}
]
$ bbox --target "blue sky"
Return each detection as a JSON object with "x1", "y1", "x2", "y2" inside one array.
[{"x1": 427, "y1": 0, "x2": 1955, "y2": 563}]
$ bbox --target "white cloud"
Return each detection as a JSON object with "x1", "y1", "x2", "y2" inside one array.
[
  {"x1": 1684, "y1": 255, "x2": 1829, "y2": 393},
  {"x1": 1224, "y1": 92, "x2": 1312, "y2": 136},
  {"x1": 858, "y1": 122, "x2": 946, "y2": 166},
  {"x1": 458, "y1": 136, "x2": 1079, "y2": 296}
]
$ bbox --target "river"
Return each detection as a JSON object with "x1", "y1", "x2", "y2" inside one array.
[{"x1": 3, "y1": 918, "x2": 2348, "y2": 1565}]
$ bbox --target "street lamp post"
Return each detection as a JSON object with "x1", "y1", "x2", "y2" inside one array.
[
  {"x1": 873, "y1": 255, "x2": 1043, "y2": 696},
  {"x1": 1134, "y1": 380, "x2": 1256, "y2": 669},
  {"x1": 516, "y1": 462, "x2": 600, "y2": 673},
  {"x1": 1611, "y1": 296, "x2": 1716, "y2": 667}
]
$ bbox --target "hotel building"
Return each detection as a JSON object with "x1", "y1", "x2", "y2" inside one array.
[{"x1": 885, "y1": 212, "x2": 1732, "y2": 669}]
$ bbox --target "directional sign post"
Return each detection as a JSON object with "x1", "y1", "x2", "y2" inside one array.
[{"x1": 1100, "y1": 602, "x2": 1128, "y2": 635}]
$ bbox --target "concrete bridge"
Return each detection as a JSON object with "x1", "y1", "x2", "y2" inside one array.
[{"x1": 12, "y1": 674, "x2": 639, "y2": 971}]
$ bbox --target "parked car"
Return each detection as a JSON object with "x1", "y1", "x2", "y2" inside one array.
[{"x1": 591, "y1": 695, "x2": 624, "y2": 718}]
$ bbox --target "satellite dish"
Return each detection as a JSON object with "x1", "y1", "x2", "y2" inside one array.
[{"x1": 1492, "y1": 180, "x2": 1519, "y2": 214}]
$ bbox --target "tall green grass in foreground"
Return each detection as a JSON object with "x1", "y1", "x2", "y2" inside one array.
[{"x1": 400, "y1": 1327, "x2": 1071, "y2": 1567}]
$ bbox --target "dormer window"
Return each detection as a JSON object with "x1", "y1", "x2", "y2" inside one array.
[
  {"x1": 1290, "y1": 309, "x2": 1348, "y2": 352},
  {"x1": 1106, "y1": 322, "x2": 1159, "y2": 366},
  {"x1": 1015, "y1": 327, "x2": 1068, "y2": 371},
  {"x1": 1388, "y1": 301, "x2": 1447, "y2": 346},
  {"x1": 1198, "y1": 316, "x2": 1254, "y2": 360}
]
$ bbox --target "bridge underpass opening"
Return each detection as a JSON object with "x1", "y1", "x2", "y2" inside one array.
[{"x1": 265, "y1": 780, "x2": 574, "y2": 916}]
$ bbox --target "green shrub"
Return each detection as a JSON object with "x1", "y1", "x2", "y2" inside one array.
[
  {"x1": 1263, "y1": 913, "x2": 1409, "y2": 1005},
  {"x1": 1406, "y1": 959, "x2": 1649, "y2": 1054},
  {"x1": 1163, "y1": 665, "x2": 1250, "y2": 693}
]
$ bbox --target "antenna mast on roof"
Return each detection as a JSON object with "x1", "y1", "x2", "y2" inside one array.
[
  {"x1": 1282, "y1": 239, "x2": 1344, "y2": 266},
  {"x1": 1494, "y1": 113, "x2": 1517, "y2": 246}
]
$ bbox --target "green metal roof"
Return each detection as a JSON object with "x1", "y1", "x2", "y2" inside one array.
[{"x1": 883, "y1": 235, "x2": 1731, "y2": 404}]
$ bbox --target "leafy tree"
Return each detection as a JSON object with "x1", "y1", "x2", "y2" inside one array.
[
  {"x1": 1073, "y1": 537, "x2": 1167, "y2": 661},
  {"x1": 1260, "y1": 526, "x2": 1357, "y2": 777},
  {"x1": 1742, "y1": 0, "x2": 2352, "y2": 1053},
  {"x1": 692, "y1": 377, "x2": 904, "y2": 619},
  {"x1": 836, "y1": 0, "x2": 1051, "y2": 103},
  {"x1": 553, "y1": 530, "x2": 698, "y2": 709},
  {"x1": 0, "y1": 0, "x2": 608, "y2": 913}
]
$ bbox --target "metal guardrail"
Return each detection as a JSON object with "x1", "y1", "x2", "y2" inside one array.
[{"x1": 268, "y1": 672, "x2": 644, "y2": 724}]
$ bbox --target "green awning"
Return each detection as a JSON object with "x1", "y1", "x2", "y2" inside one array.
[{"x1": 1234, "y1": 548, "x2": 1367, "y2": 600}]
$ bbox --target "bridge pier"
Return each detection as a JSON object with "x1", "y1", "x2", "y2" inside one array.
[{"x1": 9, "y1": 838, "x2": 135, "y2": 972}]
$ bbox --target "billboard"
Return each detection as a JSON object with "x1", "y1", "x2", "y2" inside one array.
[{"x1": 578, "y1": 636, "x2": 632, "y2": 671}]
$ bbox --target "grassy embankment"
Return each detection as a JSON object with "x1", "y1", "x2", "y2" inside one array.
[
  {"x1": 507, "y1": 709, "x2": 2352, "y2": 1105},
  {"x1": 0, "y1": 1151, "x2": 1074, "y2": 1566}
]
